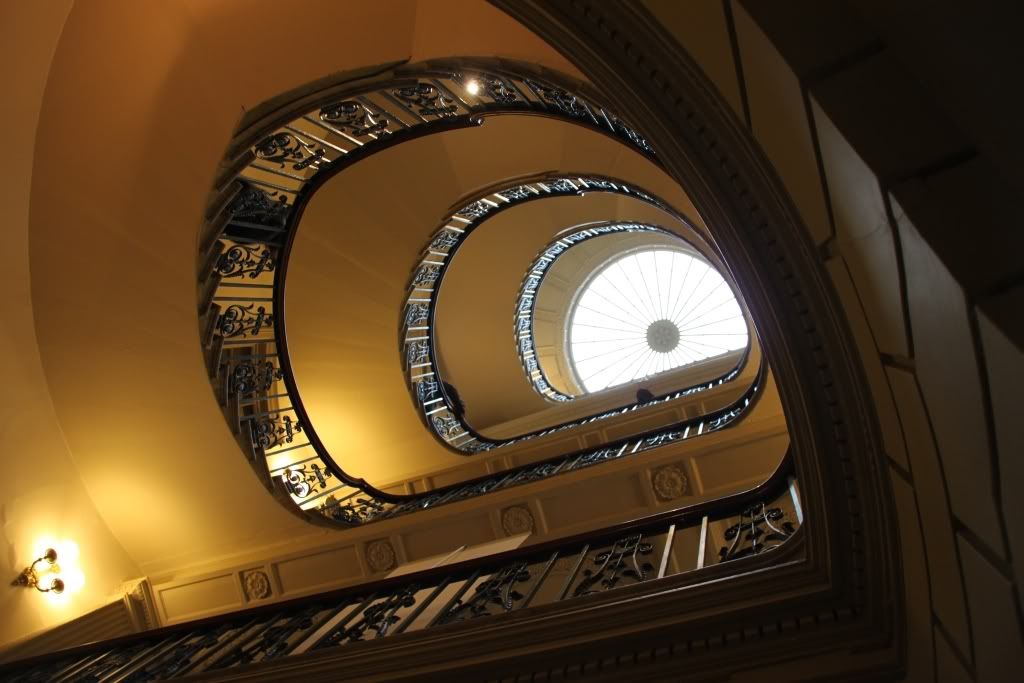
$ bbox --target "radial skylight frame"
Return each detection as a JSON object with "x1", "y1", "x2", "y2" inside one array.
[{"x1": 568, "y1": 248, "x2": 749, "y2": 393}]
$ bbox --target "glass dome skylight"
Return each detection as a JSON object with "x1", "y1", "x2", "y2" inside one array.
[{"x1": 568, "y1": 249, "x2": 748, "y2": 392}]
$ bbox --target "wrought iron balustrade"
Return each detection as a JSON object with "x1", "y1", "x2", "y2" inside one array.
[
  {"x1": 401, "y1": 181, "x2": 754, "y2": 454},
  {"x1": 198, "y1": 60, "x2": 763, "y2": 527},
  {"x1": 0, "y1": 457, "x2": 800, "y2": 682}
]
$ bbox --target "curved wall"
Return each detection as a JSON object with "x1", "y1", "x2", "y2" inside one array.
[
  {"x1": 0, "y1": 1, "x2": 139, "y2": 652},
  {"x1": 21, "y1": 0, "x2": 585, "y2": 581}
]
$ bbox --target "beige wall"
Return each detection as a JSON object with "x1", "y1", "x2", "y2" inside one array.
[
  {"x1": 144, "y1": 397, "x2": 786, "y2": 625},
  {"x1": 646, "y1": 1, "x2": 1023, "y2": 680},
  {"x1": 0, "y1": 1, "x2": 141, "y2": 651}
]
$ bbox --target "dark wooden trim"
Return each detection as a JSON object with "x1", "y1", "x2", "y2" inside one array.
[
  {"x1": 0, "y1": 454, "x2": 794, "y2": 674},
  {"x1": 476, "y1": 0, "x2": 904, "y2": 679}
]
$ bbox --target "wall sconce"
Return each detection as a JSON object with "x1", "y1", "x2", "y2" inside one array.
[{"x1": 11, "y1": 548, "x2": 66, "y2": 594}]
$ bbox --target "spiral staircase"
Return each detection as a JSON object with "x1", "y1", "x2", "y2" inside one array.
[{"x1": 3, "y1": 1, "x2": 1022, "y2": 682}]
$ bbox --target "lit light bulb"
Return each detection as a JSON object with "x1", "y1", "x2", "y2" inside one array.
[
  {"x1": 465, "y1": 79, "x2": 481, "y2": 95},
  {"x1": 57, "y1": 540, "x2": 79, "y2": 563}
]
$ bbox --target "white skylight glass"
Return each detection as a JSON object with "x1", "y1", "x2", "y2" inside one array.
[{"x1": 568, "y1": 249, "x2": 749, "y2": 393}]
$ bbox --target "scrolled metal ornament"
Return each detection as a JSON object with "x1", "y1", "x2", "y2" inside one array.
[
  {"x1": 718, "y1": 503, "x2": 796, "y2": 562},
  {"x1": 415, "y1": 379, "x2": 442, "y2": 404},
  {"x1": 501, "y1": 186, "x2": 534, "y2": 202},
  {"x1": 455, "y1": 199, "x2": 492, "y2": 220},
  {"x1": 228, "y1": 360, "x2": 282, "y2": 396},
  {"x1": 439, "y1": 562, "x2": 531, "y2": 624},
  {"x1": 406, "y1": 340, "x2": 431, "y2": 367},
  {"x1": 608, "y1": 112, "x2": 655, "y2": 154},
  {"x1": 431, "y1": 414, "x2": 463, "y2": 440},
  {"x1": 345, "y1": 585, "x2": 419, "y2": 641},
  {"x1": 321, "y1": 494, "x2": 386, "y2": 525},
  {"x1": 428, "y1": 230, "x2": 459, "y2": 251},
  {"x1": 573, "y1": 534, "x2": 654, "y2": 597},
  {"x1": 411, "y1": 264, "x2": 440, "y2": 287},
  {"x1": 640, "y1": 431, "x2": 682, "y2": 451},
  {"x1": 123, "y1": 625, "x2": 237, "y2": 682},
  {"x1": 526, "y1": 80, "x2": 589, "y2": 118},
  {"x1": 254, "y1": 132, "x2": 325, "y2": 171},
  {"x1": 319, "y1": 100, "x2": 390, "y2": 137},
  {"x1": 404, "y1": 302, "x2": 429, "y2": 327},
  {"x1": 216, "y1": 243, "x2": 276, "y2": 279},
  {"x1": 475, "y1": 75, "x2": 519, "y2": 104},
  {"x1": 393, "y1": 83, "x2": 457, "y2": 117},
  {"x1": 218, "y1": 303, "x2": 273, "y2": 338},
  {"x1": 250, "y1": 414, "x2": 302, "y2": 450},
  {"x1": 228, "y1": 185, "x2": 290, "y2": 227},
  {"x1": 280, "y1": 463, "x2": 331, "y2": 499}
]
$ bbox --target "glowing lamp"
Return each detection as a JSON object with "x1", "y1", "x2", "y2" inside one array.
[{"x1": 11, "y1": 548, "x2": 65, "y2": 593}]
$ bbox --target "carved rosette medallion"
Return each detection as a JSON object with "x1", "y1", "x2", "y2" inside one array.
[
  {"x1": 242, "y1": 569, "x2": 271, "y2": 601},
  {"x1": 365, "y1": 539, "x2": 397, "y2": 573},
  {"x1": 501, "y1": 505, "x2": 535, "y2": 536},
  {"x1": 652, "y1": 464, "x2": 688, "y2": 501}
]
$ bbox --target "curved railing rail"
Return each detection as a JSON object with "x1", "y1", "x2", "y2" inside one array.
[
  {"x1": 197, "y1": 60, "x2": 763, "y2": 526},
  {"x1": 515, "y1": 222, "x2": 668, "y2": 402},
  {"x1": 511, "y1": 221, "x2": 750, "y2": 406},
  {"x1": 400, "y1": 177, "x2": 752, "y2": 454},
  {"x1": 330, "y1": 360, "x2": 763, "y2": 524},
  {"x1": 0, "y1": 454, "x2": 800, "y2": 682}
]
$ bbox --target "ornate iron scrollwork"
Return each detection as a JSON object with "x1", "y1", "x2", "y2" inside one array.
[
  {"x1": 254, "y1": 132, "x2": 325, "y2": 171},
  {"x1": 404, "y1": 302, "x2": 429, "y2": 327},
  {"x1": 573, "y1": 534, "x2": 654, "y2": 597},
  {"x1": 718, "y1": 503, "x2": 795, "y2": 562},
  {"x1": 228, "y1": 360, "x2": 282, "y2": 396},
  {"x1": 67, "y1": 643, "x2": 153, "y2": 681},
  {"x1": 572, "y1": 448, "x2": 620, "y2": 468},
  {"x1": 322, "y1": 494, "x2": 387, "y2": 525},
  {"x1": 216, "y1": 243, "x2": 276, "y2": 279},
  {"x1": 461, "y1": 440, "x2": 494, "y2": 454},
  {"x1": 344, "y1": 585, "x2": 419, "y2": 642},
  {"x1": 251, "y1": 414, "x2": 302, "y2": 450},
  {"x1": 526, "y1": 80, "x2": 589, "y2": 118},
  {"x1": 439, "y1": 563, "x2": 531, "y2": 624},
  {"x1": 476, "y1": 75, "x2": 519, "y2": 104},
  {"x1": 125, "y1": 624, "x2": 240, "y2": 681},
  {"x1": 407, "y1": 341, "x2": 430, "y2": 367},
  {"x1": 431, "y1": 414, "x2": 462, "y2": 439},
  {"x1": 609, "y1": 112, "x2": 655, "y2": 154},
  {"x1": 228, "y1": 185, "x2": 290, "y2": 227},
  {"x1": 280, "y1": 462, "x2": 330, "y2": 498},
  {"x1": 499, "y1": 186, "x2": 533, "y2": 202},
  {"x1": 393, "y1": 83, "x2": 457, "y2": 117},
  {"x1": 416, "y1": 379, "x2": 442, "y2": 404},
  {"x1": 319, "y1": 101, "x2": 390, "y2": 137},
  {"x1": 429, "y1": 230, "x2": 459, "y2": 251},
  {"x1": 456, "y1": 199, "x2": 492, "y2": 220},
  {"x1": 255, "y1": 607, "x2": 322, "y2": 662},
  {"x1": 707, "y1": 407, "x2": 743, "y2": 432},
  {"x1": 641, "y1": 431, "x2": 683, "y2": 451},
  {"x1": 411, "y1": 264, "x2": 441, "y2": 287},
  {"x1": 218, "y1": 304, "x2": 273, "y2": 338}
]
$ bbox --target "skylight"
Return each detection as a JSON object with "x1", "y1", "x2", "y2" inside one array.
[{"x1": 568, "y1": 249, "x2": 748, "y2": 392}]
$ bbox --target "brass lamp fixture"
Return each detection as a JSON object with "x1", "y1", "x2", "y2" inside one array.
[{"x1": 11, "y1": 548, "x2": 65, "y2": 594}]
